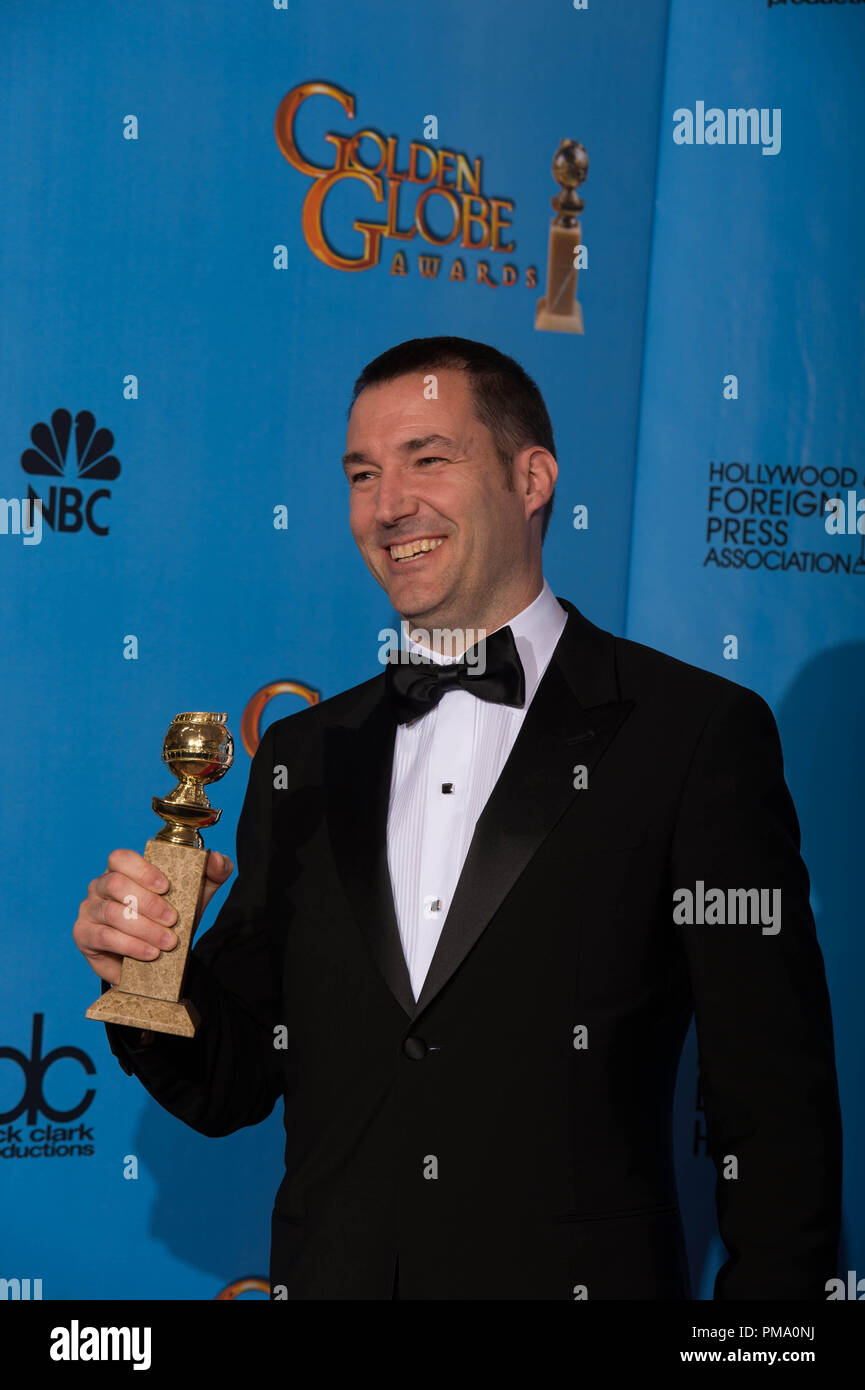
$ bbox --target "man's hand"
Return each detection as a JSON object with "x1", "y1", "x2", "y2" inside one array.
[{"x1": 73, "y1": 847, "x2": 235, "y2": 984}]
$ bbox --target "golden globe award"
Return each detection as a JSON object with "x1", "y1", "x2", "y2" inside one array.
[
  {"x1": 535, "y1": 138, "x2": 589, "y2": 334},
  {"x1": 86, "y1": 712, "x2": 234, "y2": 1037}
]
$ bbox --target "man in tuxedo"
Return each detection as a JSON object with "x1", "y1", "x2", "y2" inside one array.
[{"x1": 73, "y1": 336, "x2": 842, "y2": 1300}]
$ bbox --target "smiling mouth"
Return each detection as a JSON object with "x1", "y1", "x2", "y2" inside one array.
[{"x1": 385, "y1": 537, "x2": 447, "y2": 563}]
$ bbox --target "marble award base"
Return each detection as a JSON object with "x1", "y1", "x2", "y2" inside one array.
[
  {"x1": 86, "y1": 837, "x2": 209, "y2": 1038},
  {"x1": 535, "y1": 220, "x2": 584, "y2": 334},
  {"x1": 534, "y1": 293, "x2": 584, "y2": 334}
]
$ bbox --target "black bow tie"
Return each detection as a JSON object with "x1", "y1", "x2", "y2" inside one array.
[{"x1": 385, "y1": 624, "x2": 526, "y2": 725}]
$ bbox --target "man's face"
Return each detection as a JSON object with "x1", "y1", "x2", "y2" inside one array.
[{"x1": 343, "y1": 369, "x2": 534, "y2": 628}]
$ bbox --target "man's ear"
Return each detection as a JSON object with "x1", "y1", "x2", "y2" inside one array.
[{"x1": 521, "y1": 446, "x2": 558, "y2": 520}]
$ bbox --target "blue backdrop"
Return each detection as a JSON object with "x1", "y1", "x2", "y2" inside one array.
[{"x1": 1, "y1": 0, "x2": 861, "y2": 1300}]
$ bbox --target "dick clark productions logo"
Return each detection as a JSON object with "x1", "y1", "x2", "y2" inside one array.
[
  {"x1": 0, "y1": 1014, "x2": 96, "y2": 1159},
  {"x1": 21, "y1": 407, "x2": 121, "y2": 536}
]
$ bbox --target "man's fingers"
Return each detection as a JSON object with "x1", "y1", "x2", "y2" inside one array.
[
  {"x1": 195, "y1": 853, "x2": 234, "y2": 920},
  {"x1": 206, "y1": 851, "x2": 235, "y2": 881},
  {"x1": 96, "y1": 957, "x2": 122, "y2": 985},
  {"x1": 79, "y1": 952, "x2": 122, "y2": 985},
  {"x1": 74, "y1": 849, "x2": 232, "y2": 986},
  {"x1": 76, "y1": 919, "x2": 171, "y2": 961},
  {"x1": 105, "y1": 847, "x2": 170, "y2": 893},
  {"x1": 91, "y1": 897, "x2": 178, "y2": 946},
  {"x1": 74, "y1": 848, "x2": 184, "y2": 984},
  {"x1": 76, "y1": 901, "x2": 176, "y2": 948},
  {"x1": 95, "y1": 871, "x2": 177, "y2": 926}
]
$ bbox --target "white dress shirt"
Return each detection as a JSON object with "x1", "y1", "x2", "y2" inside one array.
[{"x1": 386, "y1": 579, "x2": 568, "y2": 1000}]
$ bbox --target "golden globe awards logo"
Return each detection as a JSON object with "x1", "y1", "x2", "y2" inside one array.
[{"x1": 274, "y1": 80, "x2": 536, "y2": 289}]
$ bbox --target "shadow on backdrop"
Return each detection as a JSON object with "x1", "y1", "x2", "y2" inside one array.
[
  {"x1": 674, "y1": 642, "x2": 864, "y2": 1298},
  {"x1": 134, "y1": 1100, "x2": 284, "y2": 1291}
]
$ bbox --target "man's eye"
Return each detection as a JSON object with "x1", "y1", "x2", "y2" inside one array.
[
  {"x1": 417, "y1": 456, "x2": 447, "y2": 465},
  {"x1": 349, "y1": 471, "x2": 374, "y2": 484}
]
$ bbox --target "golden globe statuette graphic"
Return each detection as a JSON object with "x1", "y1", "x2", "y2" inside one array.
[
  {"x1": 535, "y1": 139, "x2": 589, "y2": 334},
  {"x1": 86, "y1": 712, "x2": 234, "y2": 1037}
]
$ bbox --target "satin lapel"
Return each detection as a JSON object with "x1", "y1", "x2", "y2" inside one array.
[
  {"x1": 324, "y1": 689, "x2": 415, "y2": 1018},
  {"x1": 412, "y1": 598, "x2": 635, "y2": 1019}
]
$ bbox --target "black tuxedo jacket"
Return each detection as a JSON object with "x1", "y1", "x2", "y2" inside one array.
[{"x1": 104, "y1": 598, "x2": 842, "y2": 1300}]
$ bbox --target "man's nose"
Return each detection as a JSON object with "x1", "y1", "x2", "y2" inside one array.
[{"x1": 373, "y1": 471, "x2": 418, "y2": 525}]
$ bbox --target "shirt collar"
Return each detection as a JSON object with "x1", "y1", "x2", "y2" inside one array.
[{"x1": 402, "y1": 579, "x2": 567, "y2": 708}]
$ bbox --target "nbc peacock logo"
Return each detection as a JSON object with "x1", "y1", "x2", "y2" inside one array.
[{"x1": 20, "y1": 408, "x2": 121, "y2": 536}]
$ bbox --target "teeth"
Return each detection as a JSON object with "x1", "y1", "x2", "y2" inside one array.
[{"x1": 389, "y1": 537, "x2": 445, "y2": 561}]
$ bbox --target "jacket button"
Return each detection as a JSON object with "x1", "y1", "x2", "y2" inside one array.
[{"x1": 402, "y1": 1036, "x2": 427, "y2": 1060}]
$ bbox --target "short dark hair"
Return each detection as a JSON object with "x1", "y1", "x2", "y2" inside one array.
[{"x1": 349, "y1": 336, "x2": 556, "y2": 541}]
